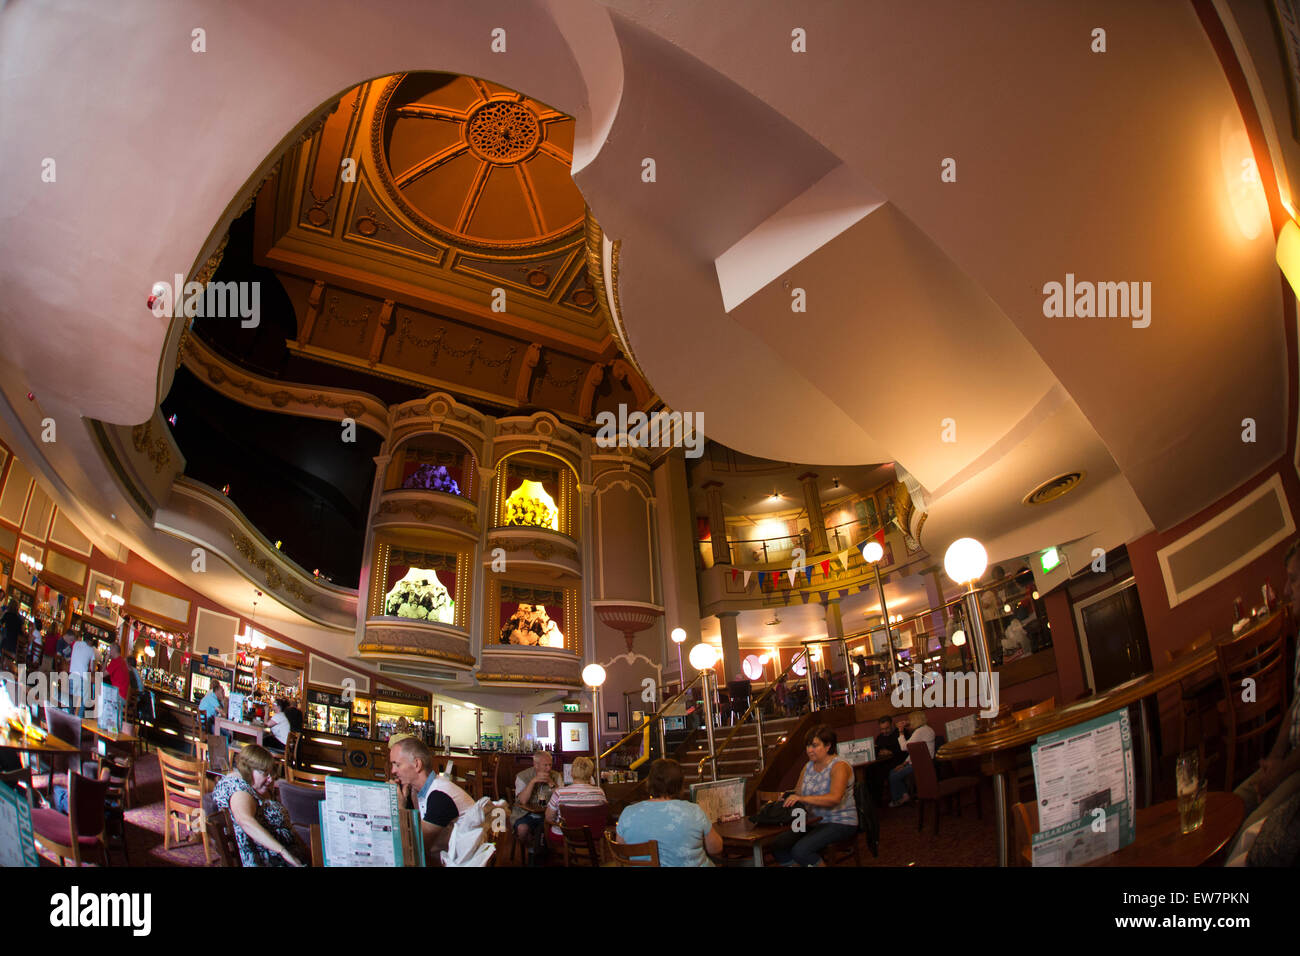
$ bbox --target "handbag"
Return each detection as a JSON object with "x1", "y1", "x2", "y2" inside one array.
[{"x1": 749, "y1": 796, "x2": 796, "y2": 827}]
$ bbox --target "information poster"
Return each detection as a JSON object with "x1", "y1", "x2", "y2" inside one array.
[
  {"x1": 321, "y1": 776, "x2": 404, "y2": 867},
  {"x1": 1029, "y1": 709, "x2": 1136, "y2": 866},
  {"x1": 97, "y1": 685, "x2": 123, "y2": 735},
  {"x1": 944, "y1": 715, "x2": 977, "y2": 743},
  {"x1": 0, "y1": 782, "x2": 38, "y2": 867},
  {"x1": 689, "y1": 776, "x2": 746, "y2": 823},
  {"x1": 838, "y1": 737, "x2": 877, "y2": 766}
]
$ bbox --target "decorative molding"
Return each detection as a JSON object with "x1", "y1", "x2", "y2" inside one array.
[
  {"x1": 229, "y1": 531, "x2": 315, "y2": 604},
  {"x1": 476, "y1": 645, "x2": 582, "y2": 686},
  {"x1": 130, "y1": 421, "x2": 171, "y2": 475},
  {"x1": 359, "y1": 622, "x2": 475, "y2": 667},
  {"x1": 376, "y1": 494, "x2": 479, "y2": 533}
]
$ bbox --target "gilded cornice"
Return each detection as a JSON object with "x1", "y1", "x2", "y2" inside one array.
[{"x1": 182, "y1": 334, "x2": 387, "y2": 435}]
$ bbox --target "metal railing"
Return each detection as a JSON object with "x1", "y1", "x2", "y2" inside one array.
[
  {"x1": 697, "y1": 649, "x2": 810, "y2": 777},
  {"x1": 599, "y1": 671, "x2": 706, "y2": 762}
]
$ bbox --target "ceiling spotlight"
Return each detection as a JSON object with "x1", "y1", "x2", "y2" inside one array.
[{"x1": 1032, "y1": 590, "x2": 1040, "y2": 601}]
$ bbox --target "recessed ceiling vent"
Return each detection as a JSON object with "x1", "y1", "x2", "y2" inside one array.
[{"x1": 1023, "y1": 471, "x2": 1085, "y2": 506}]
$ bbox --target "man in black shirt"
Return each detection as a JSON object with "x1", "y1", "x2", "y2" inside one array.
[
  {"x1": 865, "y1": 715, "x2": 906, "y2": 806},
  {"x1": 389, "y1": 737, "x2": 473, "y2": 863},
  {"x1": 0, "y1": 600, "x2": 21, "y2": 657}
]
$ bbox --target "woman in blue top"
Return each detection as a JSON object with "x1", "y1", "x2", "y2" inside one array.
[
  {"x1": 769, "y1": 724, "x2": 858, "y2": 866},
  {"x1": 617, "y1": 758, "x2": 723, "y2": 866}
]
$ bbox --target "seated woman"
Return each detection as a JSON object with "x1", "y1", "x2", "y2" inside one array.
[
  {"x1": 888, "y1": 710, "x2": 936, "y2": 807},
  {"x1": 616, "y1": 758, "x2": 722, "y2": 867},
  {"x1": 211, "y1": 745, "x2": 303, "y2": 867},
  {"x1": 769, "y1": 724, "x2": 858, "y2": 866},
  {"x1": 264, "y1": 697, "x2": 294, "y2": 753},
  {"x1": 544, "y1": 755, "x2": 607, "y2": 839}
]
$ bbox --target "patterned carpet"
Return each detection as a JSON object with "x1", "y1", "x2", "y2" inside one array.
[{"x1": 106, "y1": 749, "x2": 208, "y2": 867}]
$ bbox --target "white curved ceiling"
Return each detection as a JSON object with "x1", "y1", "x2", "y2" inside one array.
[{"x1": 0, "y1": 0, "x2": 1290, "y2": 629}]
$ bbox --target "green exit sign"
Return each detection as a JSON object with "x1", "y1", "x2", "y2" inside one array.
[
  {"x1": 1041, "y1": 547, "x2": 1061, "y2": 574},
  {"x1": 563, "y1": 703, "x2": 579, "y2": 713}
]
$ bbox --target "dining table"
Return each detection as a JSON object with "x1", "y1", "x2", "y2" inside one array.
[
  {"x1": 714, "y1": 816, "x2": 796, "y2": 867},
  {"x1": 937, "y1": 608, "x2": 1286, "y2": 867},
  {"x1": 1, "y1": 723, "x2": 80, "y2": 756},
  {"x1": 1086, "y1": 791, "x2": 1244, "y2": 867}
]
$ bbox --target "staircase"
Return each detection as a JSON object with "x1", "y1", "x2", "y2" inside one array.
[{"x1": 681, "y1": 714, "x2": 804, "y2": 788}]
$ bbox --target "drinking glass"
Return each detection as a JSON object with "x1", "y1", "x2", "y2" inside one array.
[
  {"x1": 1175, "y1": 751, "x2": 1198, "y2": 798},
  {"x1": 1178, "y1": 781, "x2": 1207, "y2": 834}
]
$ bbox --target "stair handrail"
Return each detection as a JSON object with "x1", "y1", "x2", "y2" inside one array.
[
  {"x1": 599, "y1": 671, "x2": 706, "y2": 761},
  {"x1": 698, "y1": 649, "x2": 808, "y2": 776}
]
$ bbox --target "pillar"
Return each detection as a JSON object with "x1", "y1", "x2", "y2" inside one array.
[
  {"x1": 797, "y1": 472, "x2": 830, "y2": 555},
  {"x1": 718, "y1": 610, "x2": 741, "y2": 682},
  {"x1": 702, "y1": 480, "x2": 731, "y2": 566},
  {"x1": 924, "y1": 567, "x2": 948, "y2": 656},
  {"x1": 823, "y1": 596, "x2": 848, "y2": 679},
  {"x1": 653, "y1": 449, "x2": 703, "y2": 666}
]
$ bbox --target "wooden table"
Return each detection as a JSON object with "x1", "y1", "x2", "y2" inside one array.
[
  {"x1": 214, "y1": 716, "x2": 267, "y2": 746},
  {"x1": 715, "y1": 817, "x2": 792, "y2": 867},
  {"x1": 80, "y1": 719, "x2": 139, "y2": 747},
  {"x1": 0, "y1": 724, "x2": 79, "y2": 755},
  {"x1": 1086, "y1": 791, "x2": 1244, "y2": 867},
  {"x1": 937, "y1": 609, "x2": 1283, "y2": 866}
]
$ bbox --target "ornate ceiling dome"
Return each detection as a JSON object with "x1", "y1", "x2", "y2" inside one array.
[{"x1": 375, "y1": 73, "x2": 585, "y2": 251}]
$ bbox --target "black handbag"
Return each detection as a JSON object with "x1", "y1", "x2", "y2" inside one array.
[{"x1": 749, "y1": 797, "x2": 796, "y2": 827}]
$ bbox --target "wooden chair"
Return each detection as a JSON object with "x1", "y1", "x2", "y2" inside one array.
[
  {"x1": 31, "y1": 770, "x2": 109, "y2": 866},
  {"x1": 97, "y1": 761, "x2": 131, "y2": 865},
  {"x1": 158, "y1": 749, "x2": 212, "y2": 862},
  {"x1": 1012, "y1": 800, "x2": 1039, "y2": 866},
  {"x1": 560, "y1": 824, "x2": 601, "y2": 867},
  {"x1": 283, "y1": 730, "x2": 302, "y2": 773},
  {"x1": 286, "y1": 765, "x2": 327, "y2": 787},
  {"x1": 1216, "y1": 610, "x2": 1291, "y2": 789},
  {"x1": 34, "y1": 704, "x2": 91, "y2": 795},
  {"x1": 605, "y1": 833, "x2": 660, "y2": 866},
  {"x1": 206, "y1": 808, "x2": 244, "y2": 867},
  {"x1": 171, "y1": 708, "x2": 203, "y2": 757},
  {"x1": 908, "y1": 741, "x2": 981, "y2": 834},
  {"x1": 824, "y1": 777, "x2": 873, "y2": 866},
  {"x1": 1168, "y1": 630, "x2": 1219, "y2": 752},
  {"x1": 276, "y1": 778, "x2": 327, "y2": 849},
  {"x1": 199, "y1": 734, "x2": 232, "y2": 774},
  {"x1": 1012, "y1": 697, "x2": 1056, "y2": 722}
]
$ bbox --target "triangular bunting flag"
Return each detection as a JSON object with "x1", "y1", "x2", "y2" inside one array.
[
  {"x1": 820, "y1": 559, "x2": 831, "y2": 578},
  {"x1": 839, "y1": 548, "x2": 852, "y2": 569},
  {"x1": 800, "y1": 591, "x2": 812, "y2": 605},
  {"x1": 839, "y1": 589, "x2": 849, "y2": 600},
  {"x1": 730, "y1": 567, "x2": 739, "y2": 584},
  {"x1": 742, "y1": 569, "x2": 752, "y2": 588},
  {"x1": 772, "y1": 571, "x2": 781, "y2": 588},
  {"x1": 786, "y1": 568, "x2": 797, "y2": 586},
  {"x1": 874, "y1": 527, "x2": 886, "y2": 546}
]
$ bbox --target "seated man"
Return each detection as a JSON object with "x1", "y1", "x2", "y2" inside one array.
[
  {"x1": 888, "y1": 711, "x2": 935, "y2": 808},
  {"x1": 389, "y1": 736, "x2": 475, "y2": 864},
  {"x1": 197, "y1": 682, "x2": 227, "y2": 735},
  {"x1": 864, "y1": 714, "x2": 905, "y2": 805},
  {"x1": 511, "y1": 750, "x2": 562, "y2": 859}
]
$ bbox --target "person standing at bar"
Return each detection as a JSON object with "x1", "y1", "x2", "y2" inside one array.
[
  {"x1": 68, "y1": 632, "x2": 96, "y2": 716},
  {"x1": 0, "y1": 600, "x2": 20, "y2": 662}
]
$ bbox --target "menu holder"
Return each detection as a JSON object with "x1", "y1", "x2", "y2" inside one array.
[
  {"x1": 837, "y1": 737, "x2": 877, "y2": 766},
  {"x1": 1028, "y1": 708, "x2": 1136, "y2": 866},
  {"x1": 97, "y1": 685, "x2": 123, "y2": 735},
  {"x1": 0, "y1": 781, "x2": 38, "y2": 867},
  {"x1": 689, "y1": 776, "x2": 746, "y2": 823},
  {"x1": 319, "y1": 776, "x2": 425, "y2": 867}
]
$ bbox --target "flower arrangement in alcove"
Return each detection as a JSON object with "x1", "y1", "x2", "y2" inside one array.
[
  {"x1": 503, "y1": 479, "x2": 558, "y2": 530},
  {"x1": 384, "y1": 567, "x2": 455, "y2": 624},
  {"x1": 402, "y1": 463, "x2": 461, "y2": 495}
]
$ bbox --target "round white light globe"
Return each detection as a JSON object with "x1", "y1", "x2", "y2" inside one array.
[
  {"x1": 862, "y1": 541, "x2": 884, "y2": 564},
  {"x1": 670, "y1": 627, "x2": 687, "y2": 644},
  {"x1": 581, "y1": 663, "x2": 606, "y2": 687},
  {"x1": 951, "y1": 629, "x2": 967, "y2": 647},
  {"x1": 688, "y1": 643, "x2": 718, "y2": 671},
  {"x1": 944, "y1": 537, "x2": 988, "y2": 585}
]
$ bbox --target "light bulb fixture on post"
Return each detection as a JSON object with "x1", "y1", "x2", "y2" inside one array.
[
  {"x1": 670, "y1": 626, "x2": 687, "y2": 690},
  {"x1": 582, "y1": 663, "x2": 607, "y2": 775},
  {"x1": 862, "y1": 538, "x2": 897, "y2": 679},
  {"x1": 688, "y1": 642, "x2": 720, "y2": 781},
  {"x1": 943, "y1": 535, "x2": 1010, "y2": 866}
]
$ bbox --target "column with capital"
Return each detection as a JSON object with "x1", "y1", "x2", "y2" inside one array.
[
  {"x1": 702, "y1": 480, "x2": 731, "y2": 567},
  {"x1": 797, "y1": 472, "x2": 830, "y2": 555},
  {"x1": 356, "y1": 451, "x2": 393, "y2": 646},
  {"x1": 471, "y1": 460, "x2": 497, "y2": 660},
  {"x1": 822, "y1": 595, "x2": 851, "y2": 701},
  {"x1": 717, "y1": 610, "x2": 741, "y2": 684}
]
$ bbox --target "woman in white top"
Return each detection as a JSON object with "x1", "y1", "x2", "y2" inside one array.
[
  {"x1": 266, "y1": 697, "x2": 293, "y2": 750},
  {"x1": 888, "y1": 710, "x2": 935, "y2": 807}
]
